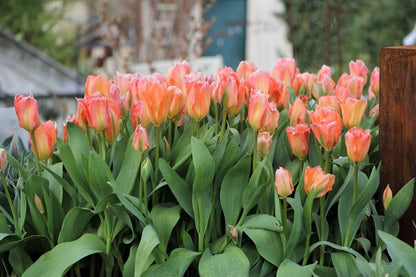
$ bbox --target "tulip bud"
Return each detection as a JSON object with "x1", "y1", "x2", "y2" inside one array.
[
  {"x1": 286, "y1": 124, "x2": 310, "y2": 160},
  {"x1": 349, "y1": 60, "x2": 369, "y2": 85},
  {"x1": 345, "y1": 127, "x2": 372, "y2": 164},
  {"x1": 14, "y1": 94, "x2": 41, "y2": 132},
  {"x1": 31, "y1": 121, "x2": 57, "y2": 161},
  {"x1": 85, "y1": 75, "x2": 111, "y2": 98},
  {"x1": 340, "y1": 98, "x2": 367, "y2": 129},
  {"x1": 383, "y1": 185, "x2": 393, "y2": 211},
  {"x1": 34, "y1": 193, "x2": 45, "y2": 214},
  {"x1": 168, "y1": 86, "x2": 186, "y2": 119},
  {"x1": 141, "y1": 157, "x2": 153, "y2": 183},
  {"x1": 132, "y1": 125, "x2": 150, "y2": 153},
  {"x1": 247, "y1": 90, "x2": 269, "y2": 131},
  {"x1": 369, "y1": 67, "x2": 380, "y2": 98},
  {"x1": 85, "y1": 93, "x2": 109, "y2": 132},
  {"x1": 274, "y1": 167, "x2": 294, "y2": 197},
  {"x1": 257, "y1": 132, "x2": 272, "y2": 157},
  {"x1": 289, "y1": 95, "x2": 307, "y2": 126},
  {"x1": 228, "y1": 225, "x2": 239, "y2": 240},
  {"x1": 0, "y1": 148, "x2": 6, "y2": 171}
]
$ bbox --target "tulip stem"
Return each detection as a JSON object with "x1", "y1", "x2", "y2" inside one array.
[
  {"x1": 30, "y1": 131, "x2": 42, "y2": 176},
  {"x1": 195, "y1": 121, "x2": 200, "y2": 139},
  {"x1": 302, "y1": 234, "x2": 311, "y2": 266},
  {"x1": 319, "y1": 197, "x2": 326, "y2": 265},
  {"x1": 215, "y1": 103, "x2": 219, "y2": 135},
  {"x1": 153, "y1": 126, "x2": 160, "y2": 206},
  {"x1": 252, "y1": 130, "x2": 258, "y2": 174},
  {"x1": 138, "y1": 154, "x2": 144, "y2": 214},
  {"x1": 299, "y1": 159, "x2": 304, "y2": 181},
  {"x1": 168, "y1": 118, "x2": 173, "y2": 148},
  {"x1": 282, "y1": 197, "x2": 288, "y2": 239},
  {"x1": 220, "y1": 110, "x2": 227, "y2": 140},
  {"x1": 323, "y1": 150, "x2": 331, "y2": 174},
  {"x1": 1, "y1": 172, "x2": 20, "y2": 236},
  {"x1": 352, "y1": 163, "x2": 358, "y2": 203}
]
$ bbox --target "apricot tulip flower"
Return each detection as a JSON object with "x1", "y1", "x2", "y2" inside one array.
[
  {"x1": 304, "y1": 166, "x2": 335, "y2": 198},
  {"x1": 14, "y1": 94, "x2": 41, "y2": 132},
  {"x1": 345, "y1": 127, "x2": 371, "y2": 164},
  {"x1": 30, "y1": 120, "x2": 57, "y2": 161}
]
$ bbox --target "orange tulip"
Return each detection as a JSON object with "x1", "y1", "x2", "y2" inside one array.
[
  {"x1": 316, "y1": 65, "x2": 332, "y2": 82},
  {"x1": 85, "y1": 93, "x2": 109, "y2": 132},
  {"x1": 168, "y1": 86, "x2": 186, "y2": 119},
  {"x1": 349, "y1": 60, "x2": 369, "y2": 85},
  {"x1": 257, "y1": 132, "x2": 272, "y2": 157},
  {"x1": 308, "y1": 106, "x2": 342, "y2": 151},
  {"x1": 383, "y1": 185, "x2": 393, "y2": 211},
  {"x1": 31, "y1": 120, "x2": 57, "y2": 161},
  {"x1": 260, "y1": 102, "x2": 279, "y2": 134},
  {"x1": 318, "y1": 95, "x2": 340, "y2": 114},
  {"x1": 132, "y1": 124, "x2": 150, "y2": 153},
  {"x1": 340, "y1": 97, "x2": 367, "y2": 129},
  {"x1": 236, "y1": 61, "x2": 257, "y2": 80},
  {"x1": 304, "y1": 166, "x2": 335, "y2": 198},
  {"x1": 336, "y1": 74, "x2": 365, "y2": 100},
  {"x1": 76, "y1": 98, "x2": 89, "y2": 130},
  {"x1": 368, "y1": 67, "x2": 380, "y2": 98},
  {"x1": 85, "y1": 75, "x2": 111, "y2": 98},
  {"x1": 286, "y1": 124, "x2": 310, "y2": 160},
  {"x1": 319, "y1": 75, "x2": 336, "y2": 96},
  {"x1": 113, "y1": 72, "x2": 134, "y2": 96},
  {"x1": 186, "y1": 80, "x2": 211, "y2": 121},
  {"x1": 166, "y1": 60, "x2": 191, "y2": 88},
  {"x1": 0, "y1": 148, "x2": 6, "y2": 171},
  {"x1": 63, "y1": 116, "x2": 80, "y2": 142},
  {"x1": 141, "y1": 78, "x2": 173, "y2": 126},
  {"x1": 289, "y1": 95, "x2": 308, "y2": 126},
  {"x1": 248, "y1": 90, "x2": 269, "y2": 131},
  {"x1": 247, "y1": 70, "x2": 274, "y2": 95},
  {"x1": 345, "y1": 127, "x2": 371, "y2": 164},
  {"x1": 274, "y1": 167, "x2": 294, "y2": 197},
  {"x1": 130, "y1": 100, "x2": 150, "y2": 128},
  {"x1": 272, "y1": 58, "x2": 300, "y2": 87},
  {"x1": 104, "y1": 99, "x2": 121, "y2": 143},
  {"x1": 14, "y1": 94, "x2": 41, "y2": 132}
]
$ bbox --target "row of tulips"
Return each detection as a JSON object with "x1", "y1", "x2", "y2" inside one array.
[{"x1": 1, "y1": 58, "x2": 415, "y2": 276}]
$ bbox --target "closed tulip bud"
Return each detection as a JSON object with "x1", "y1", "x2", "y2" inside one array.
[
  {"x1": 286, "y1": 124, "x2": 310, "y2": 160},
  {"x1": 85, "y1": 93, "x2": 109, "y2": 132},
  {"x1": 31, "y1": 121, "x2": 57, "y2": 161},
  {"x1": 383, "y1": 185, "x2": 393, "y2": 211},
  {"x1": 166, "y1": 60, "x2": 191, "y2": 88},
  {"x1": 141, "y1": 157, "x2": 153, "y2": 182},
  {"x1": 368, "y1": 67, "x2": 380, "y2": 98},
  {"x1": 186, "y1": 81, "x2": 211, "y2": 121},
  {"x1": 274, "y1": 167, "x2": 294, "y2": 197},
  {"x1": 308, "y1": 107, "x2": 342, "y2": 151},
  {"x1": 131, "y1": 100, "x2": 151, "y2": 128},
  {"x1": 304, "y1": 166, "x2": 335, "y2": 198},
  {"x1": 257, "y1": 132, "x2": 272, "y2": 157},
  {"x1": 272, "y1": 58, "x2": 300, "y2": 87},
  {"x1": 132, "y1": 125, "x2": 150, "y2": 153},
  {"x1": 248, "y1": 90, "x2": 269, "y2": 131},
  {"x1": 236, "y1": 61, "x2": 257, "y2": 80},
  {"x1": 0, "y1": 148, "x2": 6, "y2": 171},
  {"x1": 228, "y1": 225, "x2": 239, "y2": 240},
  {"x1": 85, "y1": 75, "x2": 111, "y2": 98},
  {"x1": 345, "y1": 127, "x2": 371, "y2": 164},
  {"x1": 349, "y1": 60, "x2": 369, "y2": 85},
  {"x1": 104, "y1": 99, "x2": 122, "y2": 143},
  {"x1": 168, "y1": 86, "x2": 185, "y2": 119},
  {"x1": 260, "y1": 102, "x2": 279, "y2": 134},
  {"x1": 289, "y1": 95, "x2": 308, "y2": 126},
  {"x1": 340, "y1": 98, "x2": 367, "y2": 129},
  {"x1": 14, "y1": 94, "x2": 41, "y2": 132},
  {"x1": 316, "y1": 65, "x2": 332, "y2": 82},
  {"x1": 34, "y1": 193, "x2": 45, "y2": 214},
  {"x1": 370, "y1": 104, "x2": 379, "y2": 125}
]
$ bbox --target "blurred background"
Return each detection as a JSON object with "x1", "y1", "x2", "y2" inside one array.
[{"x1": 0, "y1": 0, "x2": 415, "y2": 141}]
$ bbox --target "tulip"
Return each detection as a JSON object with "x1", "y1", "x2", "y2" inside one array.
[
  {"x1": 335, "y1": 86, "x2": 355, "y2": 103},
  {"x1": 85, "y1": 75, "x2": 111, "y2": 98},
  {"x1": 383, "y1": 185, "x2": 393, "y2": 211},
  {"x1": 166, "y1": 60, "x2": 191, "y2": 88},
  {"x1": 247, "y1": 70, "x2": 274, "y2": 95},
  {"x1": 130, "y1": 100, "x2": 151, "y2": 128},
  {"x1": 141, "y1": 79, "x2": 173, "y2": 126},
  {"x1": 316, "y1": 65, "x2": 332, "y2": 82},
  {"x1": 186, "y1": 81, "x2": 211, "y2": 122},
  {"x1": 260, "y1": 102, "x2": 280, "y2": 134},
  {"x1": 345, "y1": 127, "x2": 371, "y2": 164},
  {"x1": 31, "y1": 120, "x2": 57, "y2": 161},
  {"x1": 168, "y1": 86, "x2": 186, "y2": 119},
  {"x1": 318, "y1": 95, "x2": 340, "y2": 114},
  {"x1": 336, "y1": 74, "x2": 365, "y2": 100},
  {"x1": 132, "y1": 124, "x2": 150, "y2": 153},
  {"x1": 34, "y1": 193, "x2": 45, "y2": 214},
  {"x1": 274, "y1": 167, "x2": 294, "y2": 197},
  {"x1": 289, "y1": 95, "x2": 308, "y2": 126},
  {"x1": 14, "y1": 94, "x2": 41, "y2": 132},
  {"x1": 368, "y1": 67, "x2": 380, "y2": 99},
  {"x1": 257, "y1": 132, "x2": 272, "y2": 157},
  {"x1": 304, "y1": 166, "x2": 335, "y2": 198},
  {"x1": 370, "y1": 104, "x2": 379, "y2": 125},
  {"x1": 104, "y1": 99, "x2": 122, "y2": 143},
  {"x1": 291, "y1": 74, "x2": 306, "y2": 95},
  {"x1": 319, "y1": 75, "x2": 336, "y2": 96},
  {"x1": 308, "y1": 107, "x2": 342, "y2": 151},
  {"x1": 63, "y1": 116, "x2": 80, "y2": 142},
  {"x1": 340, "y1": 97, "x2": 367, "y2": 129},
  {"x1": 113, "y1": 72, "x2": 134, "y2": 96},
  {"x1": 272, "y1": 58, "x2": 300, "y2": 87},
  {"x1": 76, "y1": 98, "x2": 89, "y2": 129},
  {"x1": 236, "y1": 61, "x2": 257, "y2": 80},
  {"x1": 286, "y1": 124, "x2": 310, "y2": 160},
  {"x1": 349, "y1": 60, "x2": 369, "y2": 85},
  {"x1": 0, "y1": 148, "x2": 6, "y2": 171},
  {"x1": 247, "y1": 90, "x2": 269, "y2": 131},
  {"x1": 85, "y1": 93, "x2": 109, "y2": 132}
]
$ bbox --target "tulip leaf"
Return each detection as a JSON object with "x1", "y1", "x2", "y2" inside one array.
[
  {"x1": 159, "y1": 159, "x2": 193, "y2": 218},
  {"x1": 199, "y1": 246, "x2": 250, "y2": 277},
  {"x1": 41, "y1": 162, "x2": 63, "y2": 204},
  {"x1": 220, "y1": 154, "x2": 251, "y2": 225},
  {"x1": 242, "y1": 228, "x2": 283, "y2": 266},
  {"x1": 150, "y1": 204, "x2": 181, "y2": 254},
  {"x1": 241, "y1": 214, "x2": 282, "y2": 232},
  {"x1": 331, "y1": 252, "x2": 361, "y2": 277},
  {"x1": 115, "y1": 134, "x2": 142, "y2": 194},
  {"x1": 58, "y1": 207, "x2": 94, "y2": 243},
  {"x1": 22, "y1": 233, "x2": 106, "y2": 277},
  {"x1": 378, "y1": 230, "x2": 416, "y2": 277},
  {"x1": 284, "y1": 188, "x2": 303, "y2": 260},
  {"x1": 88, "y1": 151, "x2": 114, "y2": 200},
  {"x1": 41, "y1": 163, "x2": 78, "y2": 206},
  {"x1": 142, "y1": 248, "x2": 200, "y2": 277},
  {"x1": 276, "y1": 259, "x2": 316, "y2": 277},
  {"x1": 191, "y1": 137, "x2": 215, "y2": 237},
  {"x1": 135, "y1": 225, "x2": 160, "y2": 277}
]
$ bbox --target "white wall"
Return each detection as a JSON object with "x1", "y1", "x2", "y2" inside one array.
[{"x1": 246, "y1": 0, "x2": 292, "y2": 72}]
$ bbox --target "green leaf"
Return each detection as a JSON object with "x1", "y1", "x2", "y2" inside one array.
[
  {"x1": 88, "y1": 151, "x2": 114, "y2": 200},
  {"x1": 6, "y1": 153, "x2": 30, "y2": 181},
  {"x1": 191, "y1": 137, "x2": 215, "y2": 237},
  {"x1": 220, "y1": 155, "x2": 251, "y2": 225},
  {"x1": 115, "y1": 133, "x2": 142, "y2": 194},
  {"x1": 22, "y1": 233, "x2": 106, "y2": 277},
  {"x1": 284, "y1": 188, "x2": 303, "y2": 260},
  {"x1": 159, "y1": 159, "x2": 193, "y2": 218},
  {"x1": 41, "y1": 162, "x2": 63, "y2": 203},
  {"x1": 42, "y1": 163, "x2": 78, "y2": 206},
  {"x1": 143, "y1": 248, "x2": 200, "y2": 277},
  {"x1": 241, "y1": 214, "x2": 282, "y2": 232},
  {"x1": 135, "y1": 225, "x2": 160, "y2": 277},
  {"x1": 58, "y1": 207, "x2": 94, "y2": 243},
  {"x1": 150, "y1": 204, "x2": 181, "y2": 254},
  {"x1": 331, "y1": 252, "x2": 361, "y2": 277},
  {"x1": 242, "y1": 160, "x2": 269, "y2": 213},
  {"x1": 243, "y1": 228, "x2": 283, "y2": 267},
  {"x1": 66, "y1": 123, "x2": 90, "y2": 166},
  {"x1": 378, "y1": 230, "x2": 416, "y2": 277},
  {"x1": 199, "y1": 246, "x2": 250, "y2": 277},
  {"x1": 9, "y1": 246, "x2": 32, "y2": 275},
  {"x1": 276, "y1": 259, "x2": 317, "y2": 277},
  {"x1": 384, "y1": 178, "x2": 415, "y2": 230}
]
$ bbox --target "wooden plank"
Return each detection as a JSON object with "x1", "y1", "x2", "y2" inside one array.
[{"x1": 380, "y1": 46, "x2": 416, "y2": 245}]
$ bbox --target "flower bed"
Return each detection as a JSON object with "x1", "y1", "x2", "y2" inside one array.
[{"x1": 1, "y1": 58, "x2": 415, "y2": 276}]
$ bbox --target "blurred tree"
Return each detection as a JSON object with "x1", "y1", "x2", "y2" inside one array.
[
  {"x1": 278, "y1": 0, "x2": 416, "y2": 76},
  {"x1": 0, "y1": 0, "x2": 79, "y2": 68}
]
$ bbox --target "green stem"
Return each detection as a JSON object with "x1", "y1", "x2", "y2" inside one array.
[
  {"x1": 90, "y1": 254, "x2": 96, "y2": 277},
  {"x1": 302, "y1": 234, "x2": 311, "y2": 266},
  {"x1": 104, "y1": 209, "x2": 112, "y2": 256},
  {"x1": 252, "y1": 130, "x2": 258, "y2": 174},
  {"x1": 30, "y1": 131, "x2": 42, "y2": 176},
  {"x1": 122, "y1": 119, "x2": 129, "y2": 138},
  {"x1": 153, "y1": 126, "x2": 160, "y2": 205},
  {"x1": 282, "y1": 197, "x2": 288, "y2": 239},
  {"x1": 220, "y1": 110, "x2": 227, "y2": 140},
  {"x1": 215, "y1": 103, "x2": 219, "y2": 135},
  {"x1": 138, "y1": 155, "x2": 144, "y2": 213},
  {"x1": 299, "y1": 159, "x2": 304, "y2": 181},
  {"x1": 144, "y1": 178, "x2": 149, "y2": 223},
  {"x1": 1, "y1": 172, "x2": 20, "y2": 236},
  {"x1": 319, "y1": 197, "x2": 325, "y2": 265},
  {"x1": 168, "y1": 118, "x2": 173, "y2": 149},
  {"x1": 352, "y1": 163, "x2": 358, "y2": 203},
  {"x1": 236, "y1": 209, "x2": 248, "y2": 227},
  {"x1": 324, "y1": 150, "x2": 331, "y2": 174},
  {"x1": 195, "y1": 120, "x2": 200, "y2": 139}
]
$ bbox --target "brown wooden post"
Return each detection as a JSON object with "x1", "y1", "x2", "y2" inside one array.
[{"x1": 380, "y1": 46, "x2": 416, "y2": 245}]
